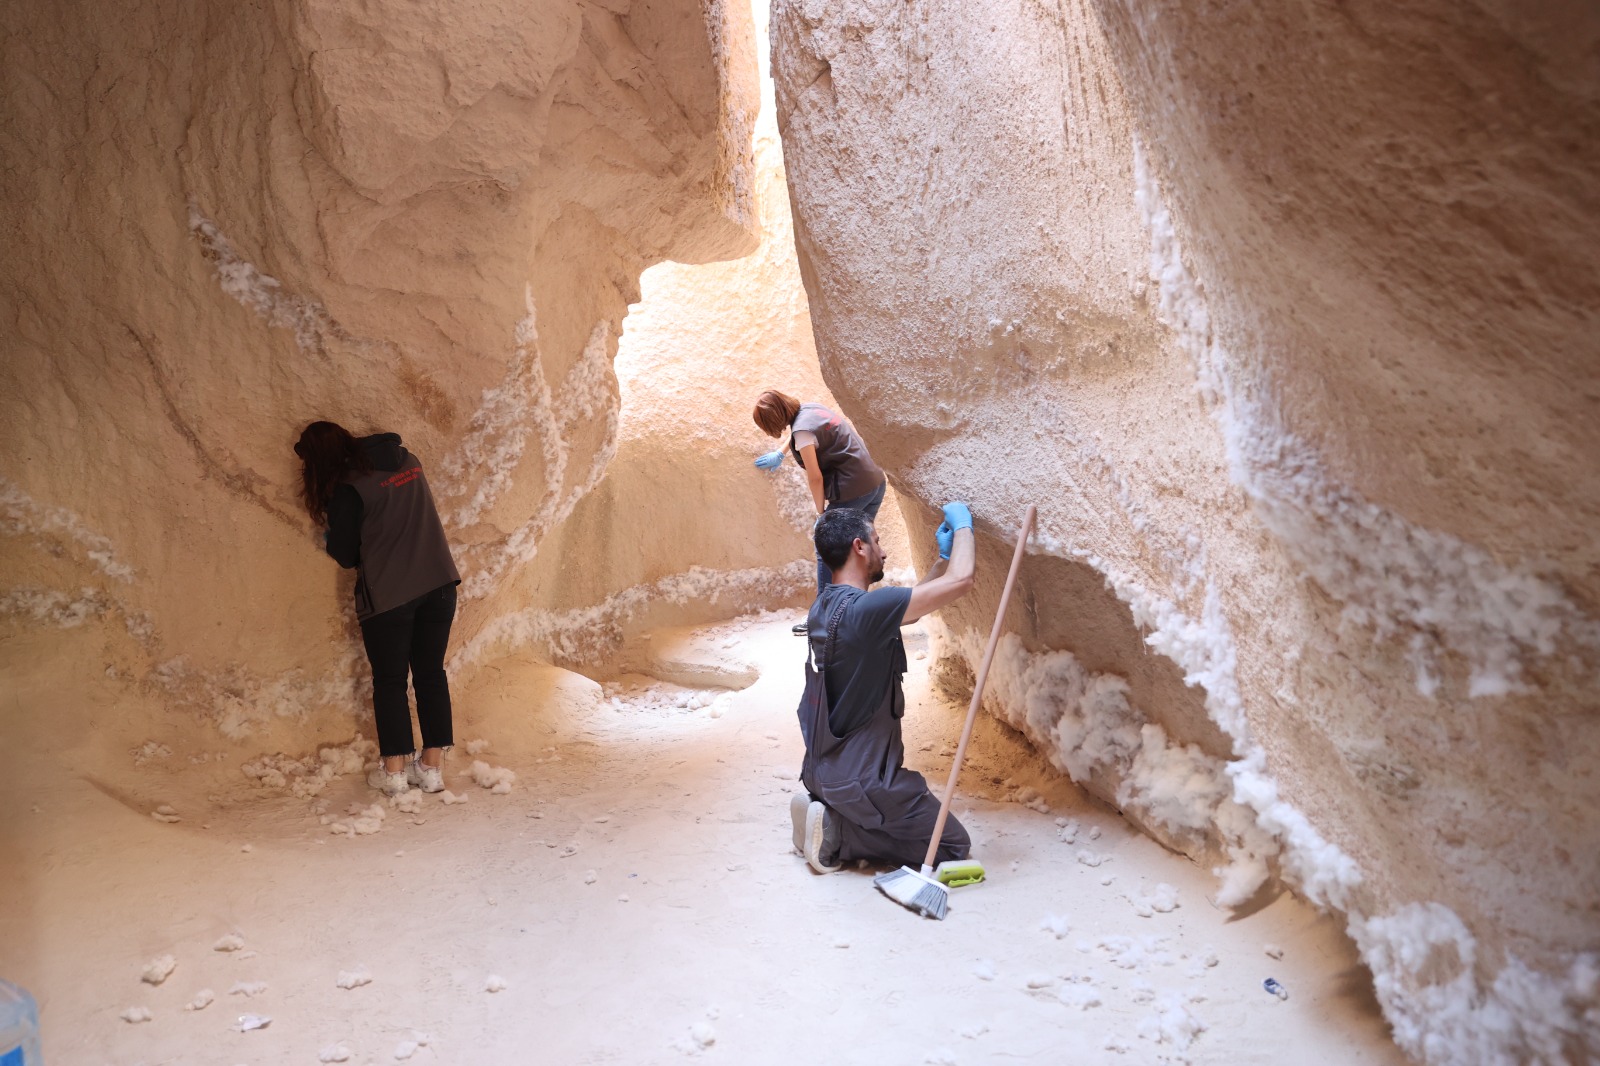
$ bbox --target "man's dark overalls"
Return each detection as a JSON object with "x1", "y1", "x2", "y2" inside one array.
[{"x1": 796, "y1": 589, "x2": 970, "y2": 868}]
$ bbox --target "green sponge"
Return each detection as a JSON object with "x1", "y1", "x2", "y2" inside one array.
[{"x1": 933, "y1": 858, "x2": 986, "y2": 888}]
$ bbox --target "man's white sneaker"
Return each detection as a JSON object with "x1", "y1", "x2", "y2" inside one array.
[
  {"x1": 367, "y1": 767, "x2": 409, "y2": 796},
  {"x1": 803, "y1": 799, "x2": 842, "y2": 874},
  {"x1": 407, "y1": 760, "x2": 445, "y2": 794},
  {"x1": 790, "y1": 792, "x2": 811, "y2": 856}
]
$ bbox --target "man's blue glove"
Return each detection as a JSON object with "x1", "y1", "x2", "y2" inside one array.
[
  {"x1": 941, "y1": 501, "x2": 973, "y2": 531},
  {"x1": 935, "y1": 521, "x2": 954, "y2": 560},
  {"x1": 754, "y1": 450, "x2": 783, "y2": 470}
]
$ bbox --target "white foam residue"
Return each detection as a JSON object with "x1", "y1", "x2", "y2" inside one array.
[
  {"x1": 336, "y1": 968, "x2": 372, "y2": 990},
  {"x1": 1351, "y1": 903, "x2": 1600, "y2": 1065},
  {"x1": 0, "y1": 476, "x2": 135, "y2": 580},
  {"x1": 188, "y1": 204, "x2": 332, "y2": 352},
  {"x1": 451, "y1": 561, "x2": 813, "y2": 670},
  {"x1": 929, "y1": 617, "x2": 1275, "y2": 904},
  {"x1": 440, "y1": 298, "x2": 621, "y2": 598},
  {"x1": 468, "y1": 760, "x2": 516, "y2": 794},
  {"x1": 0, "y1": 586, "x2": 116, "y2": 629},
  {"x1": 1136, "y1": 991, "x2": 1206, "y2": 1049},
  {"x1": 242, "y1": 735, "x2": 377, "y2": 797},
  {"x1": 1130, "y1": 137, "x2": 1598, "y2": 695},
  {"x1": 1129, "y1": 133, "x2": 1598, "y2": 1063},
  {"x1": 140, "y1": 954, "x2": 177, "y2": 985},
  {"x1": 153, "y1": 647, "x2": 368, "y2": 741}
]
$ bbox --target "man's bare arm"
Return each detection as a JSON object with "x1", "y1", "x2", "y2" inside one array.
[{"x1": 904, "y1": 528, "x2": 973, "y2": 623}]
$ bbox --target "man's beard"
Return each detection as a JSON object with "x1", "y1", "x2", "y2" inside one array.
[{"x1": 870, "y1": 565, "x2": 885, "y2": 584}]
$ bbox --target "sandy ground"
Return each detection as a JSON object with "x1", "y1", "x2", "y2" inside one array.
[{"x1": 0, "y1": 614, "x2": 1406, "y2": 1065}]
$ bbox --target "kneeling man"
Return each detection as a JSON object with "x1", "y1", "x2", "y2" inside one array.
[{"x1": 790, "y1": 501, "x2": 977, "y2": 873}]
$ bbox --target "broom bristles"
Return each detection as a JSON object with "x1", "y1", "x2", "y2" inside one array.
[{"x1": 874, "y1": 865, "x2": 950, "y2": 920}]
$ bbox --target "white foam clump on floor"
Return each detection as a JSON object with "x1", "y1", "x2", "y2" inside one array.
[
  {"x1": 184, "y1": 989, "x2": 214, "y2": 1011},
  {"x1": 604, "y1": 678, "x2": 723, "y2": 716},
  {"x1": 930, "y1": 620, "x2": 1276, "y2": 907},
  {"x1": 1350, "y1": 902, "x2": 1600, "y2": 1065},
  {"x1": 1040, "y1": 914, "x2": 1071, "y2": 939},
  {"x1": 229, "y1": 981, "x2": 267, "y2": 997},
  {"x1": 440, "y1": 790, "x2": 470, "y2": 805},
  {"x1": 120, "y1": 1007, "x2": 153, "y2": 1024},
  {"x1": 150, "y1": 805, "x2": 180, "y2": 824},
  {"x1": 140, "y1": 954, "x2": 176, "y2": 985},
  {"x1": 1055, "y1": 982, "x2": 1102, "y2": 1010},
  {"x1": 390, "y1": 790, "x2": 423, "y2": 814},
  {"x1": 468, "y1": 760, "x2": 516, "y2": 794},
  {"x1": 464, "y1": 738, "x2": 489, "y2": 755},
  {"x1": 1096, "y1": 935, "x2": 1178, "y2": 972},
  {"x1": 485, "y1": 974, "x2": 507, "y2": 993},
  {"x1": 131, "y1": 741, "x2": 171, "y2": 765},
  {"x1": 319, "y1": 1045, "x2": 352, "y2": 1063},
  {"x1": 241, "y1": 736, "x2": 377, "y2": 798},
  {"x1": 1133, "y1": 883, "x2": 1180, "y2": 917},
  {"x1": 212, "y1": 934, "x2": 244, "y2": 952},
  {"x1": 329, "y1": 804, "x2": 386, "y2": 836},
  {"x1": 1136, "y1": 992, "x2": 1205, "y2": 1049},
  {"x1": 336, "y1": 968, "x2": 372, "y2": 990}
]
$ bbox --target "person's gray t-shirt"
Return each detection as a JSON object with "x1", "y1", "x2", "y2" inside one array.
[
  {"x1": 790, "y1": 403, "x2": 885, "y2": 503},
  {"x1": 808, "y1": 584, "x2": 913, "y2": 737}
]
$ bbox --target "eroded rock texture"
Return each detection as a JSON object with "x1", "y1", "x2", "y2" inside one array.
[
  {"x1": 0, "y1": 0, "x2": 765, "y2": 744},
  {"x1": 772, "y1": 0, "x2": 1600, "y2": 1060}
]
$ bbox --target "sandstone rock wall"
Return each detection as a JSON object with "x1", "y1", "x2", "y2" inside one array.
[
  {"x1": 455, "y1": 0, "x2": 911, "y2": 676},
  {"x1": 771, "y1": 1, "x2": 1599, "y2": 1061},
  {"x1": 0, "y1": 0, "x2": 765, "y2": 744}
]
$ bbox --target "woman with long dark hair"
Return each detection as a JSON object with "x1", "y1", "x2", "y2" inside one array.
[
  {"x1": 294, "y1": 421, "x2": 461, "y2": 796},
  {"x1": 751, "y1": 390, "x2": 887, "y2": 633}
]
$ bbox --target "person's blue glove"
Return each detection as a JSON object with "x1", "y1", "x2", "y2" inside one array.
[
  {"x1": 754, "y1": 450, "x2": 783, "y2": 470},
  {"x1": 935, "y1": 521, "x2": 954, "y2": 560},
  {"x1": 941, "y1": 501, "x2": 973, "y2": 531}
]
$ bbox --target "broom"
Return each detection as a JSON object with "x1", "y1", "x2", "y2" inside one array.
[{"x1": 875, "y1": 504, "x2": 1035, "y2": 919}]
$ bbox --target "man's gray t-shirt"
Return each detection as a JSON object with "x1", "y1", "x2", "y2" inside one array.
[{"x1": 808, "y1": 584, "x2": 913, "y2": 737}]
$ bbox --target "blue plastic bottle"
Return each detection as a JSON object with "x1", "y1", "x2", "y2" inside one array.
[{"x1": 0, "y1": 981, "x2": 41, "y2": 1066}]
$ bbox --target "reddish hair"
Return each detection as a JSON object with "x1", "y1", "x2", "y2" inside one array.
[
  {"x1": 752, "y1": 390, "x2": 802, "y2": 438},
  {"x1": 293, "y1": 420, "x2": 370, "y2": 524}
]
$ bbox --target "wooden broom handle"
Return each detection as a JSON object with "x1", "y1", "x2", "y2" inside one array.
[{"x1": 921, "y1": 504, "x2": 1036, "y2": 872}]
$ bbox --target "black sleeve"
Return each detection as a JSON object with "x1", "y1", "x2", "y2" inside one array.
[{"x1": 324, "y1": 485, "x2": 363, "y2": 569}]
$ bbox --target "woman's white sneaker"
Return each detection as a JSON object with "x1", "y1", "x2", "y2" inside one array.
[
  {"x1": 407, "y1": 760, "x2": 445, "y2": 793},
  {"x1": 367, "y1": 767, "x2": 409, "y2": 796}
]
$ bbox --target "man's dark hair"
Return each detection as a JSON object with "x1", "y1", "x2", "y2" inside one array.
[{"x1": 814, "y1": 508, "x2": 874, "y2": 571}]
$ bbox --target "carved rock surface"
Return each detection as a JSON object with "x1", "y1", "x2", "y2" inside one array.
[
  {"x1": 772, "y1": 1, "x2": 1599, "y2": 1061},
  {"x1": 1, "y1": 0, "x2": 763, "y2": 740}
]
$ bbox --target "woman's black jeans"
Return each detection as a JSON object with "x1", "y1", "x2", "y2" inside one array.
[{"x1": 359, "y1": 583, "x2": 457, "y2": 758}]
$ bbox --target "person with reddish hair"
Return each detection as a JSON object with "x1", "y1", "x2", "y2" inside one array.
[
  {"x1": 752, "y1": 390, "x2": 887, "y2": 633},
  {"x1": 294, "y1": 421, "x2": 460, "y2": 796}
]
